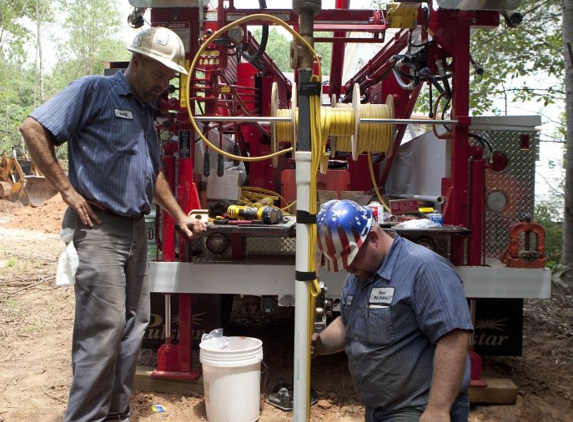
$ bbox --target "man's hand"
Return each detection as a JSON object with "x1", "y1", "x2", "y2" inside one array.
[
  {"x1": 62, "y1": 188, "x2": 101, "y2": 228},
  {"x1": 310, "y1": 333, "x2": 322, "y2": 359},
  {"x1": 177, "y1": 216, "x2": 207, "y2": 239}
]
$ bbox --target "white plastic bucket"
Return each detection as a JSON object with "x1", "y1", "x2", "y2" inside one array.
[{"x1": 200, "y1": 336, "x2": 263, "y2": 422}]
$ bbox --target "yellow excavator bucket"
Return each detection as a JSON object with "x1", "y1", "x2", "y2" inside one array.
[
  {"x1": 22, "y1": 175, "x2": 59, "y2": 207},
  {"x1": 0, "y1": 151, "x2": 59, "y2": 207}
]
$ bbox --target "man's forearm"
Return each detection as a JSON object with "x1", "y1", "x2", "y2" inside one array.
[
  {"x1": 153, "y1": 171, "x2": 187, "y2": 224},
  {"x1": 19, "y1": 117, "x2": 71, "y2": 194},
  {"x1": 426, "y1": 329, "x2": 471, "y2": 413},
  {"x1": 317, "y1": 316, "x2": 347, "y2": 355}
]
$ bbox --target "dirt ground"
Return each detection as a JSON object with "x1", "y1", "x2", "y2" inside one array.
[{"x1": 1, "y1": 194, "x2": 572, "y2": 422}]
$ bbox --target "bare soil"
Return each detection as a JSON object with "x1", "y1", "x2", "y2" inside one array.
[{"x1": 0, "y1": 195, "x2": 572, "y2": 422}]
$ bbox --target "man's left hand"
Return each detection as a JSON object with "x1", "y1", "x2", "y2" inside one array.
[{"x1": 178, "y1": 216, "x2": 207, "y2": 239}]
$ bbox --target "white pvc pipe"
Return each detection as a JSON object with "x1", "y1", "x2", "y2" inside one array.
[
  {"x1": 293, "y1": 151, "x2": 312, "y2": 422},
  {"x1": 389, "y1": 193, "x2": 445, "y2": 204}
]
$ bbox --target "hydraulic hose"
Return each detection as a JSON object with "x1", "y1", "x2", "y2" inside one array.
[
  {"x1": 242, "y1": 0, "x2": 269, "y2": 69},
  {"x1": 185, "y1": 13, "x2": 322, "y2": 162}
]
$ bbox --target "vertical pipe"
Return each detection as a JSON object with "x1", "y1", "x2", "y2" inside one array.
[
  {"x1": 294, "y1": 153, "x2": 313, "y2": 422},
  {"x1": 293, "y1": 2, "x2": 320, "y2": 421}
]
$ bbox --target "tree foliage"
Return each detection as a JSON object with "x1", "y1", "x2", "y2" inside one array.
[
  {"x1": 1, "y1": 0, "x2": 35, "y2": 61},
  {"x1": 51, "y1": 0, "x2": 130, "y2": 86},
  {"x1": 0, "y1": 64, "x2": 37, "y2": 152},
  {"x1": 251, "y1": 27, "x2": 332, "y2": 77},
  {"x1": 469, "y1": 0, "x2": 564, "y2": 114},
  {"x1": 562, "y1": 0, "x2": 573, "y2": 287},
  {"x1": 535, "y1": 200, "x2": 564, "y2": 265},
  {"x1": 0, "y1": 0, "x2": 130, "y2": 154}
]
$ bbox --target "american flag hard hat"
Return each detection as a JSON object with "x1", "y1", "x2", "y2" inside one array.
[{"x1": 317, "y1": 199, "x2": 374, "y2": 272}]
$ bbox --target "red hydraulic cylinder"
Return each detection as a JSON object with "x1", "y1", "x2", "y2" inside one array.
[
  {"x1": 160, "y1": 141, "x2": 177, "y2": 263},
  {"x1": 428, "y1": 10, "x2": 500, "y2": 389},
  {"x1": 468, "y1": 151, "x2": 485, "y2": 266},
  {"x1": 152, "y1": 127, "x2": 202, "y2": 380},
  {"x1": 178, "y1": 123, "x2": 200, "y2": 377},
  {"x1": 467, "y1": 152, "x2": 487, "y2": 388},
  {"x1": 328, "y1": 0, "x2": 350, "y2": 100},
  {"x1": 153, "y1": 141, "x2": 182, "y2": 379},
  {"x1": 448, "y1": 23, "x2": 471, "y2": 266}
]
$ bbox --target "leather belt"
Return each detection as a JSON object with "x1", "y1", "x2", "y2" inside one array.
[
  {"x1": 102, "y1": 209, "x2": 144, "y2": 221},
  {"x1": 87, "y1": 200, "x2": 144, "y2": 221}
]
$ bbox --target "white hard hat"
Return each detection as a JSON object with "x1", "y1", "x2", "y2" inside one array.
[{"x1": 128, "y1": 26, "x2": 188, "y2": 75}]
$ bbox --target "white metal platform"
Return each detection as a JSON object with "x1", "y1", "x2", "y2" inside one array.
[{"x1": 149, "y1": 262, "x2": 552, "y2": 299}]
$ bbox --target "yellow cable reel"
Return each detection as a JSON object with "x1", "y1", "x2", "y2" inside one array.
[{"x1": 271, "y1": 83, "x2": 396, "y2": 162}]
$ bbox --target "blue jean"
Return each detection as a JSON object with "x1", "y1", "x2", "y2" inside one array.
[{"x1": 366, "y1": 393, "x2": 470, "y2": 422}]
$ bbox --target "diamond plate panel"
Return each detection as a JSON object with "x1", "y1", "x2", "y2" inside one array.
[
  {"x1": 245, "y1": 236, "x2": 296, "y2": 255},
  {"x1": 191, "y1": 234, "x2": 296, "y2": 263},
  {"x1": 477, "y1": 129, "x2": 538, "y2": 261}
]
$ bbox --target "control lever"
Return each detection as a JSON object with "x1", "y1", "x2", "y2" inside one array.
[
  {"x1": 203, "y1": 151, "x2": 210, "y2": 177},
  {"x1": 217, "y1": 154, "x2": 224, "y2": 177}
]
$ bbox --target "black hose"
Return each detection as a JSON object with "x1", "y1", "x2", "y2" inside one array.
[
  {"x1": 242, "y1": 0, "x2": 268, "y2": 69},
  {"x1": 469, "y1": 133, "x2": 493, "y2": 152}
]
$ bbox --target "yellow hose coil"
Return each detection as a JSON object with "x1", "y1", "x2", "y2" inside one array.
[{"x1": 273, "y1": 85, "x2": 395, "y2": 161}]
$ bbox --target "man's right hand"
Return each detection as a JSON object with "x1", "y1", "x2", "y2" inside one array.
[{"x1": 63, "y1": 189, "x2": 101, "y2": 228}]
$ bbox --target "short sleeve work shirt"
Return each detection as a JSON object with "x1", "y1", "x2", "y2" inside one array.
[
  {"x1": 30, "y1": 71, "x2": 161, "y2": 216},
  {"x1": 340, "y1": 233, "x2": 473, "y2": 410}
]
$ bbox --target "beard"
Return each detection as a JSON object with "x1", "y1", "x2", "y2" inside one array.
[
  {"x1": 348, "y1": 268, "x2": 375, "y2": 281},
  {"x1": 141, "y1": 86, "x2": 164, "y2": 102}
]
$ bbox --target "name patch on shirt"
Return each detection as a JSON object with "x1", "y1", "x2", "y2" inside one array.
[
  {"x1": 115, "y1": 109, "x2": 134, "y2": 120},
  {"x1": 369, "y1": 287, "x2": 394, "y2": 306}
]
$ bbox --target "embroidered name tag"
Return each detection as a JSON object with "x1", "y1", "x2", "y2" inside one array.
[
  {"x1": 369, "y1": 287, "x2": 394, "y2": 306},
  {"x1": 115, "y1": 109, "x2": 134, "y2": 119}
]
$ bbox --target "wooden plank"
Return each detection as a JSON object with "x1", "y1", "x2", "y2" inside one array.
[
  {"x1": 469, "y1": 378, "x2": 517, "y2": 404},
  {"x1": 136, "y1": 368, "x2": 516, "y2": 406},
  {"x1": 134, "y1": 366, "x2": 204, "y2": 395}
]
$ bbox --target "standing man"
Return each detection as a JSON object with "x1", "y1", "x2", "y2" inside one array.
[
  {"x1": 19, "y1": 26, "x2": 205, "y2": 422},
  {"x1": 312, "y1": 200, "x2": 473, "y2": 422}
]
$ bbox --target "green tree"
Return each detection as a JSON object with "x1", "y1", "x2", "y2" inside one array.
[
  {"x1": 50, "y1": 0, "x2": 130, "y2": 89},
  {"x1": 535, "y1": 200, "x2": 564, "y2": 265},
  {"x1": 0, "y1": 65, "x2": 36, "y2": 152},
  {"x1": 29, "y1": 0, "x2": 55, "y2": 106},
  {"x1": 0, "y1": 1, "x2": 42, "y2": 152},
  {"x1": 470, "y1": 0, "x2": 564, "y2": 114},
  {"x1": 0, "y1": 0, "x2": 131, "y2": 154},
  {"x1": 535, "y1": 147, "x2": 565, "y2": 266},
  {"x1": 562, "y1": 0, "x2": 573, "y2": 288},
  {"x1": 0, "y1": 0, "x2": 35, "y2": 61},
  {"x1": 251, "y1": 27, "x2": 331, "y2": 77}
]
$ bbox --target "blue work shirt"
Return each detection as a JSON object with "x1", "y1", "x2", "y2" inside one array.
[
  {"x1": 340, "y1": 233, "x2": 473, "y2": 410},
  {"x1": 30, "y1": 71, "x2": 161, "y2": 216}
]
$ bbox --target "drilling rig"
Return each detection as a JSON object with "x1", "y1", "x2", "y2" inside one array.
[{"x1": 118, "y1": 0, "x2": 550, "y2": 419}]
